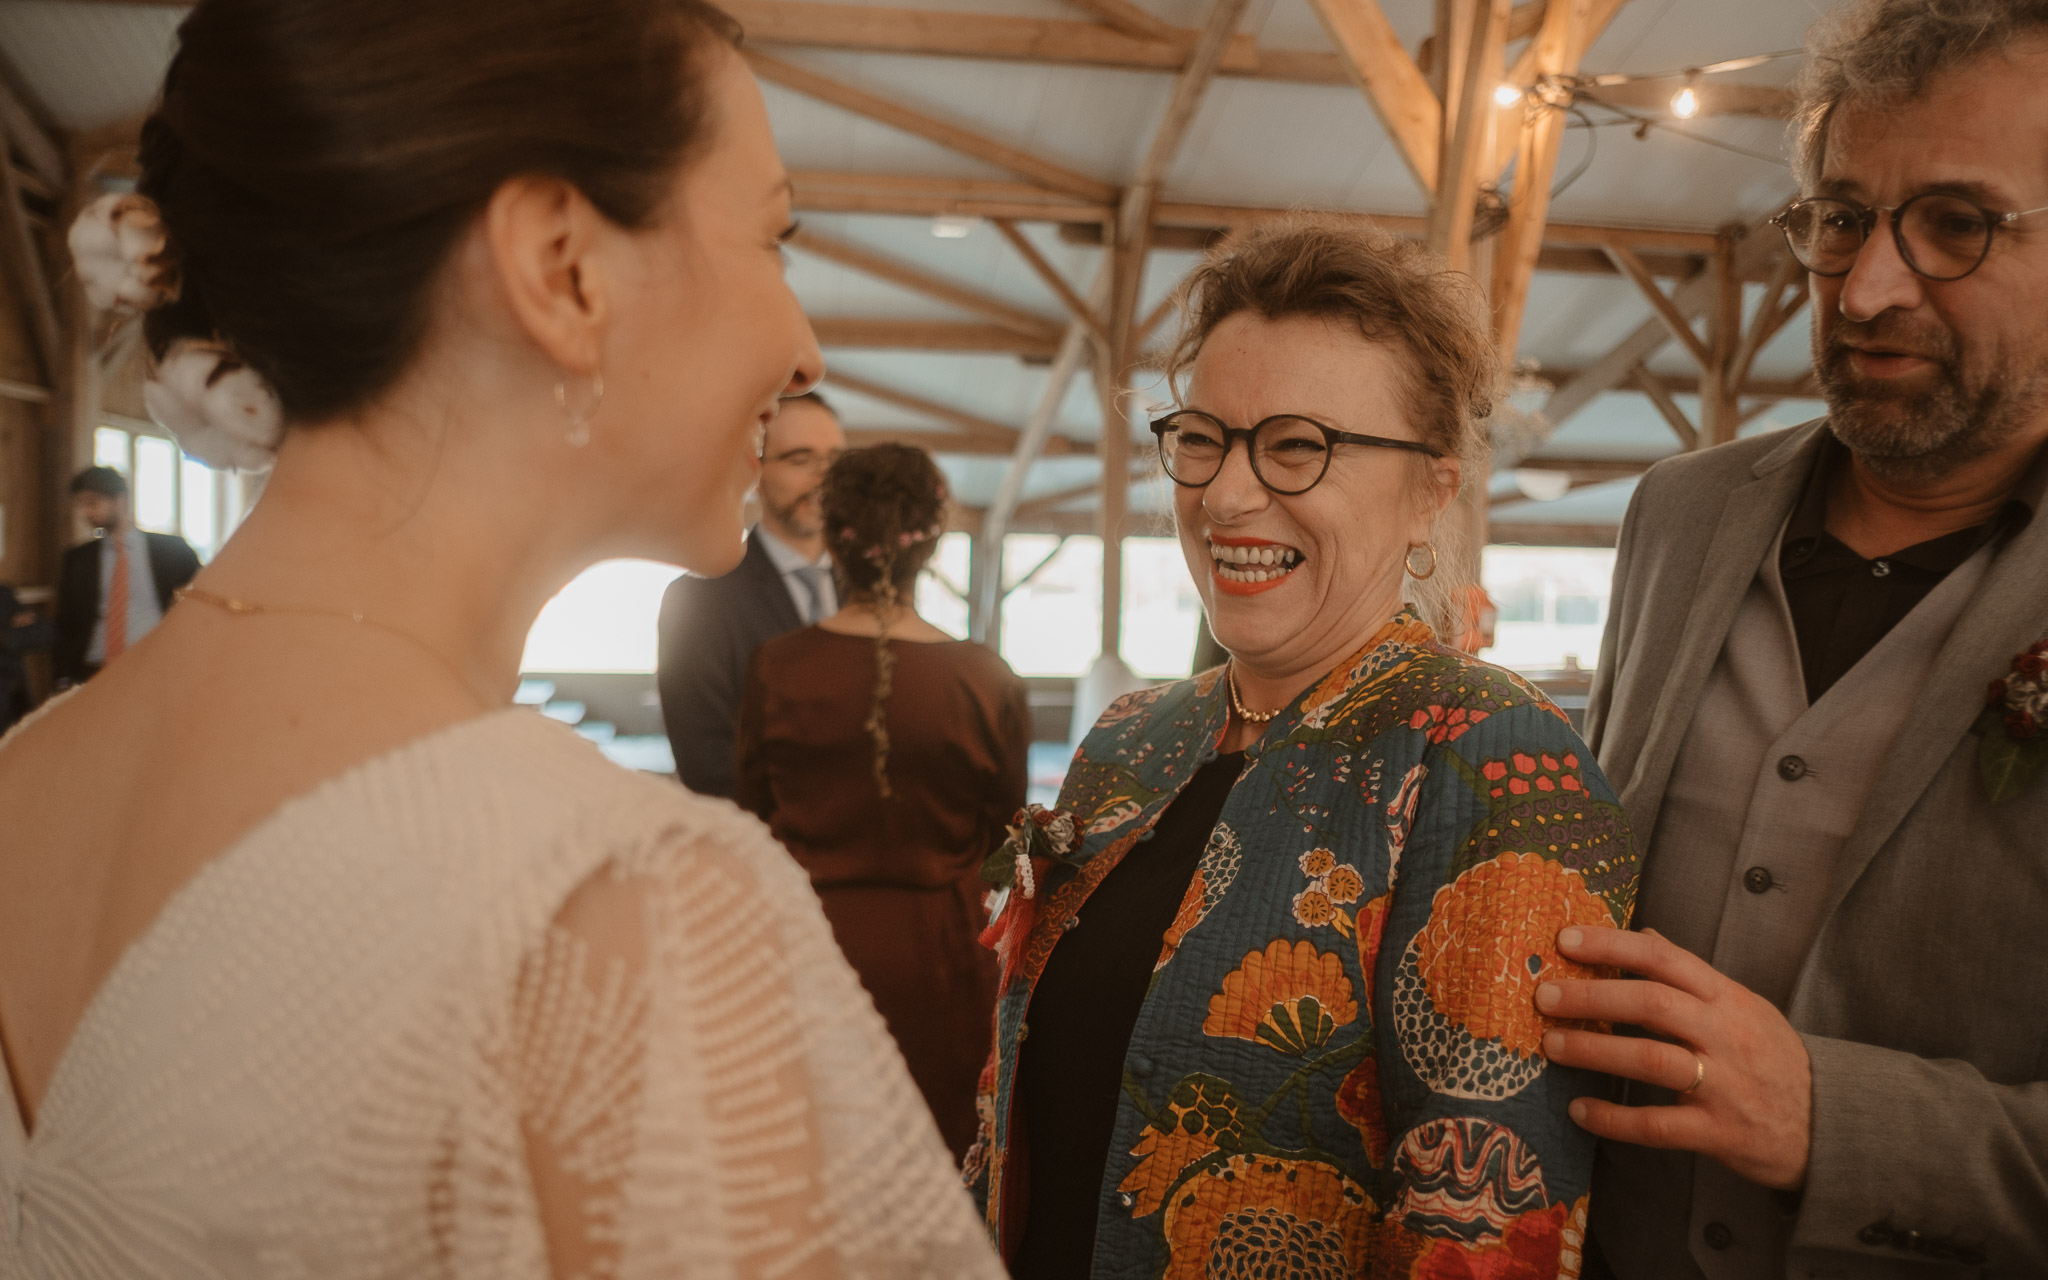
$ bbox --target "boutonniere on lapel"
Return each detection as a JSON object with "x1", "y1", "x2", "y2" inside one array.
[
  {"x1": 1979, "y1": 640, "x2": 2048, "y2": 802},
  {"x1": 977, "y1": 805, "x2": 1081, "y2": 984}
]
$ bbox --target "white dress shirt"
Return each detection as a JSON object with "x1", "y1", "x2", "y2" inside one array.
[{"x1": 753, "y1": 525, "x2": 837, "y2": 624}]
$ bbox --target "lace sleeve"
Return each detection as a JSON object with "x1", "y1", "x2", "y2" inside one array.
[{"x1": 511, "y1": 815, "x2": 1005, "y2": 1280}]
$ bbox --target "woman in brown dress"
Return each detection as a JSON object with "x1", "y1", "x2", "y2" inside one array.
[{"x1": 736, "y1": 443, "x2": 1028, "y2": 1159}]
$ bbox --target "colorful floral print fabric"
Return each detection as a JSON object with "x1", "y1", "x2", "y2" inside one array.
[{"x1": 965, "y1": 611, "x2": 1637, "y2": 1278}]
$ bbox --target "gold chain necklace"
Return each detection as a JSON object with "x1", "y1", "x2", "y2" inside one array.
[
  {"x1": 174, "y1": 585, "x2": 503, "y2": 708},
  {"x1": 1225, "y1": 662, "x2": 1281, "y2": 724}
]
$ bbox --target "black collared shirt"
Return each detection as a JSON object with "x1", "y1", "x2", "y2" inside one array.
[{"x1": 1780, "y1": 433, "x2": 2046, "y2": 703}]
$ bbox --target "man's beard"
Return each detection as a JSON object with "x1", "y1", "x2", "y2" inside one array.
[
  {"x1": 765, "y1": 487, "x2": 823, "y2": 539},
  {"x1": 1815, "y1": 313, "x2": 2044, "y2": 483}
]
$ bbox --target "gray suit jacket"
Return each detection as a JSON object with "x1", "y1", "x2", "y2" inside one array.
[{"x1": 1586, "y1": 420, "x2": 2048, "y2": 1276}]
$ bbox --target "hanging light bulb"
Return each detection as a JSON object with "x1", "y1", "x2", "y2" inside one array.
[
  {"x1": 1670, "y1": 84, "x2": 1701, "y2": 119},
  {"x1": 1493, "y1": 82, "x2": 1523, "y2": 108}
]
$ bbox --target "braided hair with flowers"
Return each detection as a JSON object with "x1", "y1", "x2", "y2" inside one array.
[{"x1": 819, "y1": 443, "x2": 949, "y2": 798}]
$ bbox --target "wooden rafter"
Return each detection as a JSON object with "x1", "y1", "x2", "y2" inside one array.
[
  {"x1": 1540, "y1": 219, "x2": 1788, "y2": 431},
  {"x1": 1630, "y1": 362, "x2": 1698, "y2": 450},
  {"x1": 790, "y1": 170, "x2": 1107, "y2": 224},
  {"x1": 1418, "y1": 0, "x2": 1547, "y2": 75},
  {"x1": 0, "y1": 72, "x2": 63, "y2": 190},
  {"x1": 1488, "y1": 520, "x2": 1618, "y2": 547},
  {"x1": 842, "y1": 426, "x2": 1096, "y2": 456},
  {"x1": 1576, "y1": 78, "x2": 1792, "y2": 119},
  {"x1": 1729, "y1": 251, "x2": 1808, "y2": 390},
  {"x1": 743, "y1": 49, "x2": 1116, "y2": 203},
  {"x1": 1059, "y1": 0, "x2": 1175, "y2": 42},
  {"x1": 0, "y1": 116, "x2": 60, "y2": 378},
  {"x1": 1429, "y1": 0, "x2": 1513, "y2": 269},
  {"x1": 1303, "y1": 0, "x2": 1441, "y2": 190},
  {"x1": 990, "y1": 218, "x2": 1107, "y2": 343},
  {"x1": 788, "y1": 225, "x2": 1057, "y2": 338},
  {"x1": 822, "y1": 368, "x2": 1021, "y2": 443},
  {"x1": 727, "y1": 0, "x2": 1348, "y2": 86},
  {"x1": 810, "y1": 317, "x2": 1061, "y2": 356},
  {"x1": 1601, "y1": 242, "x2": 1713, "y2": 369},
  {"x1": 1488, "y1": 0, "x2": 1633, "y2": 358}
]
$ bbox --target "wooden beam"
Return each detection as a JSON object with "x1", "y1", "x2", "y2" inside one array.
[
  {"x1": 727, "y1": 1, "x2": 1349, "y2": 86},
  {"x1": 1514, "y1": 455, "x2": 1654, "y2": 481},
  {"x1": 0, "y1": 378, "x2": 51, "y2": 404},
  {"x1": 843, "y1": 426, "x2": 1096, "y2": 456},
  {"x1": 788, "y1": 225, "x2": 1058, "y2": 338},
  {"x1": 743, "y1": 49, "x2": 1117, "y2": 203},
  {"x1": 1490, "y1": 0, "x2": 1637, "y2": 358},
  {"x1": 1602, "y1": 242, "x2": 1713, "y2": 369},
  {"x1": 1489, "y1": 520, "x2": 1619, "y2": 547},
  {"x1": 0, "y1": 115, "x2": 61, "y2": 379},
  {"x1": 0, "y1": 71, "x2": 64, "y2": 191},
  {"x1": 1576, "y1": 78, "x2": 1793, "y2": 120},
  {"x1": 1419, "y1": 0, "x2": 1546, "y2": 75},
  {"x1": 1541, "y1": 219, "x2": 1788, "y2": 430},
  {"x1": 810, "y1": 318, "x2": 1061, "y2": 356},
  {"x1": 823, "y1": 368, "x2": 1020, "y2": 442},
  {"x1": 1630, "y1": 362, "x2": 1698, "y2": 451},
  {"x1": 1060, "y1": 0, "x2": 1176, "y2": 42},
  {"x1": 991, "y1": 218, "x2": 1107, "y2": 343},
  {"x1": 791, "y1": 170, "x2": 1108, "y2": 223},
  {"x1": 1730, "y1": 251, "x2": 1807, "y2": 390},
  {"x1": 1430, "y1": 0, "x2": 1512, "y2": 269},
  {"x1": 1303, "y1": 0, "x2": 1443, "y2": 191}
]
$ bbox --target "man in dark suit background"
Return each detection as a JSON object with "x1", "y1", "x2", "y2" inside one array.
[
  {"x1": 658, "y1": 392, "x2": 844, "y2": 796},
  {"x1": 54, "y1": 465, "x2": 200, "y2": 687}
]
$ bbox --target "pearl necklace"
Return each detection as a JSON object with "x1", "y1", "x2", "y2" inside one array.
[{"x1": 1225, "y1": 662, "x2": 1281, "y2": 723}]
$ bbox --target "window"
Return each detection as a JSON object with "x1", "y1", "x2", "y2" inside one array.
[
  {"x1": 90, "y1": 420, "x2": 250, "y2": 561},
  {"x1": 1480, "y1": 546, "x2": 1616, "y2": 671},
  {"x1": 916, "y1": 532, "x2": 972, "y2": 639}
]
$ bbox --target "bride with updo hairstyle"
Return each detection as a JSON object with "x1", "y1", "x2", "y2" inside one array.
[
  {"x1": 736, "y1": 443, "x2": 1029, "y2": 1162},
  {"x1": 0, "y1": 0, "x2": 1003, "y2": 1275}
]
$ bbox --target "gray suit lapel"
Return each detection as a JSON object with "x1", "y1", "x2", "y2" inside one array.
[
  {"x1": 1626, "y1": 426, "x2": 1827, "y2": 839},
  {"x1": 1821, "y1": 505, "x2": 2048, "y2": 920}
]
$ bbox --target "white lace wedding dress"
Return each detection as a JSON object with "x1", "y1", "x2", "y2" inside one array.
[{"x1": 0, "y1": 709, "x2": 1003, "y2": 1279}]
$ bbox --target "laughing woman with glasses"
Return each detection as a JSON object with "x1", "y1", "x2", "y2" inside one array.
[{"x1": 964, "y1": 216, "x2": 1641, "y2": 1278}]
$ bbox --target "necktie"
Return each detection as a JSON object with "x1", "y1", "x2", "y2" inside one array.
[
  {"x1": 105, "y1": 536, "x2": 130, "y2": 661},
  {"x1": 795, "y1": 565, "x2": 830, "y2": 624}
]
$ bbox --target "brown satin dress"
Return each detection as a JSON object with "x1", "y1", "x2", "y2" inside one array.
[{"x1": 736, "y1": 628, "x2": 1030, "y2": 1159}]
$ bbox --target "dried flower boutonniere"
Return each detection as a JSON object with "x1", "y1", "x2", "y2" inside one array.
[
  {"x1": 976, "y1": 805, "x2": 1080, "y2": 986},
  {"x1": 1980, "y1": 640, "x2": 2048, "y2": 802}
]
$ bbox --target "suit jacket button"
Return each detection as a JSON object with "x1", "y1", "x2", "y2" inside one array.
[
  {"x1": 1777, "y1": 754, "x2": 1808, "y2": 781},
  {"x1": 1743, "y1": 866, "x2": 1775, "y2": 894},
  {"x1": 1703, "y1": 1222, "x2": 1734, "y2": 1250}
]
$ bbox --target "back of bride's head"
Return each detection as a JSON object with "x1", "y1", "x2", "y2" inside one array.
[{"x1": 139, "y1": 0, "x2": 741, "y2": 424}]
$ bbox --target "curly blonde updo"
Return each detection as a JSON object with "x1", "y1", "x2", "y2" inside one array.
[{"x1": 1164, "y1": 214, "x2": 1500, "y2": 632}]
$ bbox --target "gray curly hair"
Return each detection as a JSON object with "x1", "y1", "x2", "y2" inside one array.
[{"x1": 1794, "y1": 0, "x2": 2048, "y2": 188}]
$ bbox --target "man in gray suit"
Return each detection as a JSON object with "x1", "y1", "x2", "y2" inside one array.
[{"x1": 1537, "y1": 1, "x2": 2048, "y2": 1275}]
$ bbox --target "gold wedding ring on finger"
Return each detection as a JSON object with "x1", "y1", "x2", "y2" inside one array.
[{"x1": 1680, "y1": 1054, "x2": 1706, "y2": 1095}]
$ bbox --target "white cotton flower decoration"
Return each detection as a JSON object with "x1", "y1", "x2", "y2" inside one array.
[
  {"x1": 67, "y1": 192, "x2": 174, "y2": 313},
  {"x1": 143, "y1": 341, "x2": 284, "y2": 472}
]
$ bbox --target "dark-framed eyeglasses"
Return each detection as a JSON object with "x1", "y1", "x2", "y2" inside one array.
[
  {"x1": 1771, "y1": 192, "x2": 2048, "y2": 282},
  {"x1": 1149, "y1": 409, "x2": 1442, "y2": 496}
]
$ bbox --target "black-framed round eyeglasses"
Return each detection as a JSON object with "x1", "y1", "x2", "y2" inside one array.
[
  {"x1": 1149, "y1": 410, "x2": 1442, "y2": 496},
  {"x1": 1771, "y1": 192, "x2": 2048, "y2": 282}
]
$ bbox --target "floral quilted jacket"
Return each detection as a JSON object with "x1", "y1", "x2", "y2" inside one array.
[{"x1": 964, "y1": 612, "x2": 1639, "y2": 1278}]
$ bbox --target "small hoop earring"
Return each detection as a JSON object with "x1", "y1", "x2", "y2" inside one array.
[
  {"x1": 555, "y1": 370, "x2": 605, "y2": 448},
  {"x1": 1406, "y1": 543, "x2": 1438, "y2": 581}
]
